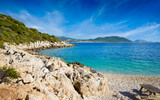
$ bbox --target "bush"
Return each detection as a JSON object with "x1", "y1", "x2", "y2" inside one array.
[{"x1": 0, "y1": 66, "x2": 20, "y2": 79}]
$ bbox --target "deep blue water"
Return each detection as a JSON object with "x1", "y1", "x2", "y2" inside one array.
[{"x1": 37, "y1": 43, "x2": 160, "y2": 76}]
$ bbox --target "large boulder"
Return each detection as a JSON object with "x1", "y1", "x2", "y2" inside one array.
[{"x1": 66, "y1": 62, "x2": 109, "y2": 97}]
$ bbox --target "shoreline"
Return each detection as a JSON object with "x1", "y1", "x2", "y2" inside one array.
[
  {"x1": 0, "y1": 41, "x2": 110, "y2": 100},
  {"x1": 105, "y1": 73, "x2": 160, "y2": 98},
  {"x1": 101, "y1": 71, "x2": 160, "y2": 77},
  {"x1": 36, "y1": 46, "x2": 160, "y2": 99},
  {"x1": 103, "y1": 73, "x2": 160, "y2": 100},
  {"x1": 0, "y1": 41, "x2": 160, "y2": 100},
  {"x1": 35, "y1": 45, "x2": 160, "y2": 77},
  {"x1": 26, "y1": 42, "x2": 160, "y2": 99}
]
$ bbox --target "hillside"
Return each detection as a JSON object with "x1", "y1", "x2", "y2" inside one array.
[
  {"x1": 86, "y1": 36, "x2": 132, "y2": 42},
  {"x1": 0, "y1": 14, "x2": 61, "y2": 48},
  {"x1": 57, "y1": 36, "x2": 132, "y2": 43},
  {"x1": 56, "y1": 36, "x2": 79, "y2": 42}
]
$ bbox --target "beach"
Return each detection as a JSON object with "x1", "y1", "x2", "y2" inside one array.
[
  {"x1": 106, "y1": 73, "x2": 160, "y2": 91},
  {"x1": 106, "y1": 73, "x2": 160, "y2": 99},
  {"x1": 86, "y1": 73, "x2": 160, "y2": 100}
]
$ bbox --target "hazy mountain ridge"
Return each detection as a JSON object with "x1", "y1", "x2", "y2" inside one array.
[
  {"x1": 56, "y1": 36, "x2": 79, "y2": 42},
  {"x1": 134, "y1": 40, "x2": 151, "y2": 43},
  {"x1": 57, "y1": 36, "x2": 132, "y2": 43}
]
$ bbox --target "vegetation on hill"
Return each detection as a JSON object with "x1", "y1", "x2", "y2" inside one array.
[
  {"x1": 0, "y1": 14, "x2": 61, "y2": 48},
  {"x1": 87, "y1": 36, "x2": 132, "y2": 42},
  {"x1": 56, "y1": 36, "x2": 79, "y2": 42}
]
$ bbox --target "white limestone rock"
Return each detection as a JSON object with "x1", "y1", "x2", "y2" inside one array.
[{"x1": 23, "y1": 74, "x2": 34, "y2": 83}]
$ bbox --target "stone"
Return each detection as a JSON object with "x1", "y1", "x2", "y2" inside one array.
[
  {"x1": 18, "y1": 67, "x2": 32, "y2": 73},
  {"x1": 9, "y1": 59, "x2": 13, "y2": 64},
  {"x1": 45, "y1": 92, "x2": 59, "y2": 100},
  {"x1": 0, "y1": 69, "x2": 5, "y2": 79},
  {"x1": 0, "y1": 41, "x2": 109, "y2": 100},
  {"x1": 47, "y1": 62, "x2": 60, "y2": 71},
  {"x1": 17, "y1": 80, "x2": 24, "y2": 85},
  {"x1": 25, "y1": 94, "x2": 41, "y2": 100},
  {"x1": 23, "y1": 74, "x2": 34, "y2": 83},
  {"x1": 65, "y1": 63, "x2": 109, "y2": 97},
  {"x1": 42, "y1": 67, "x2": 49, "y2": 73}
]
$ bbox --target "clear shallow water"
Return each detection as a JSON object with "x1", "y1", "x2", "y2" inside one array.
[{"x1": 37, "y1": 43, "x2": 160, "y2": 76}]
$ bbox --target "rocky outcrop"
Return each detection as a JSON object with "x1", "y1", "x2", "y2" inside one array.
[
  {"x1": 0, "y1": 41, "x2": 110, "y2": 100},
  {"x1": 66, "y1": 62, "x2": 108, "y2": 97},
  {"x1": 3, "y1": 41, "x2": 76, "y2": 51}
]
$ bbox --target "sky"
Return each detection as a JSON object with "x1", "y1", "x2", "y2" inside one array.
[{"x1": 0, "y1": 0, "x2": 160, "y2": 41}]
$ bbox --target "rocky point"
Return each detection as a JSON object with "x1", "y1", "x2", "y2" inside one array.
[{"x1": 0, "y1": 41, "x2": 110, "y2": 100}]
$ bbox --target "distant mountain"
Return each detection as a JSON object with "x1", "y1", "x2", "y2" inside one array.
[
  {"x1": 57, "y1": 36, "x2": 132, "y2": 43},
  {"x1": 84, "y1": 36, "x2": 132, "y2": 42},
  {"x1": 56, "y1": 36, "x2": 79, "y2": 42},
  {"x1": 134, "y1": 40, "x2": 150, "y2": 43}
]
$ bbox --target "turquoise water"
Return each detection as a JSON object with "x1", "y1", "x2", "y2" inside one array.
[{"x1": 37, "y1": 43, "x2": 160, "y2": 76}]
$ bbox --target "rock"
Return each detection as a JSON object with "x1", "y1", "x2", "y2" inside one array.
[
  {"x1": 47, "y1": 64, "x2": 56, "y2": 71},
  {"x1": 23, "y1": 74, "x2": 34, "y2": 83},
  {"x1": 42, "y1": 67, "x2": 49, "y2": 73},
  {"x1": 73, "y1": 75, "x2": 109, "y2": 97},
  {"x1": 47, "y1": 60, "x2": 63, "y2": 71},
  {"x1": 68, "y1": 62, "x2": 85, "y2": 68},
  {"x1": 0, "y1": 69, "x2": 5, "y2": 79},
  {"x1": 26, "y1": 94, "x2": 41, "y2": 100},
  {"x1": 9, "y1": 59, "x2": 13, "y2": 64},
  {"x1": 45, "y1": 92, "x2": 59, "y2": 100},
  {"x1": 1, "y1": 77, "x2": 10, "y2": 83},
  {"x1": 17, "y1": 80, "x2": 23, "y2": 85},
  {"x1": 90, "y1": 69, "x2": 97, "y2": 73},
  {"x1": 65, "y1": 63, "x2": 109, "y2": 97},
  {"x1": 0, "y1": 42, "x2": 110, "y2": 100},
  {"x1": 18, "y1": 67, "x2": 32, "y2": 74},
  {"x1": 0, "y1": 87, "x2": 23, "y2": 100}
]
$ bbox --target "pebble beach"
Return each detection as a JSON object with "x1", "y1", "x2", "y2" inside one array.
[{"x1": 106, "y1": 73, "x2": 160, "y2": 99}]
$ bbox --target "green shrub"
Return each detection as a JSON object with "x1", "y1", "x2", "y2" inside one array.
[{"x1": 0, "y1": 66, "x2": 20, "y2": 79}]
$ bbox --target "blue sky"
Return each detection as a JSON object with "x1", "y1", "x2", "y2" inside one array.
[{"x1": 0, "y1": 0, "x2": 160, "y2": 41}]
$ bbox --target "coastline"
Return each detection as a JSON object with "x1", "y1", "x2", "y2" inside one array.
[
  {"x1": 0, "y1": 41, "x2": 110, "y2": 100},
  {"x1": 0, "y1": 41, "x2": 160, "y2": 100}
]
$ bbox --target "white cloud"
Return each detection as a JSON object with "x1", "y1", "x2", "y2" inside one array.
[
  {"x1": 64, "y1": 18, "x2": 129, "y2": 39},
  {"x1": 63, "y1": 15, "x2": 160, "y2": 41},
  {"x1": 98, "y1": 5, "x2": 106, "y2": 16},
  {"x1": 121, "y1": 24, "x2": 160, "y2": 37}
]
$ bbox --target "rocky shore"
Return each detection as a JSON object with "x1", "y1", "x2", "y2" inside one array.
[
  {"x1": 1, "y1": 41, "x2": 159, "y2": 100},
  {"x1": 0, "y1": 41, "x2": 125, "y2": 100},
  {"x1": 5, "y1": 41, "x2": 76, "y2": 51}
]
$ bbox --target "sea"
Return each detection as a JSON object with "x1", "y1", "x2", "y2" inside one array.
[{"x1": 36, "y1": 43, "x2": 160, "y2": 76}]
